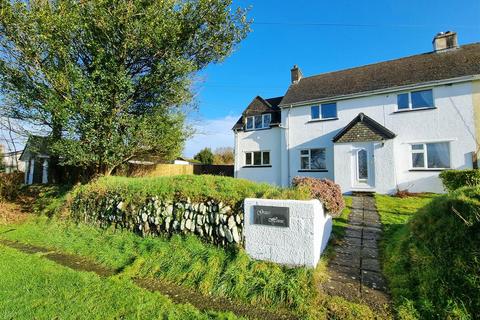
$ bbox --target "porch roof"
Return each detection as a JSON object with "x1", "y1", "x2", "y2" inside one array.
[{"x1": 332, "y1": 113, "x2": 396, "y2": 143}]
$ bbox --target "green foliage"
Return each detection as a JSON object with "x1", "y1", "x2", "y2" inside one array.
[
  {"x1": 0, "y1": 0, "x2": 250, "y2": 175},
  {"x1": 194, "y1": 148, "x2": 215, "y2": 165},
  {"x1": 25, "y1": 185, "x2": 73, "y2": 217},
  {"x1": 74, "y1": 175, "x2": 310, "y2": 207},
  {"x1": 0, "y1": 244, "x2": 241, "y2": 319},
  {"x1": 377, "y1": 189, "x2": 480, "y2": 319},
  {"x1": 331, "y1": 196, "x2": 352, "y2": 240},
  {"x1": 439, "y1": 169, "x2": 480, "y2": 192}
]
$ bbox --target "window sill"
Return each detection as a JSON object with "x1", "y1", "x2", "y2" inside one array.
[
  {"x1": 298, "y1": 169, "x2": 328, "y2": 172},
  {"x1": 393, "y1": 107, "x2": 436, "y2": 114},
  {"x1": 409, "y1": 168, "x2": 449, "y2": 172},
  {"x1": 245, "y1": 127, "x2": 271, "y2": 132},
  {"x1": 307, "y1": 117, "x2": 338, "y2": 123},
  {"x1": 243, "y1": 165, "x2": 272, "y2": 168}
]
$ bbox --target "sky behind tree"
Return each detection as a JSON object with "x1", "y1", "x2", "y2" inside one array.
[{"x1": 184, "y1": 0, "x2": 480, "y2": 157}]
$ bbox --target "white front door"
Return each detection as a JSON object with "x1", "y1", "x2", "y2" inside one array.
[{"x1": 352, "y1": 143, "x2": 375, "y2": 189}]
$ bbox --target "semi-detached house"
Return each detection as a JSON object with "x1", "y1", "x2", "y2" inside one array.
[{"x1": 233, "y1": 32, "x2": 480, "y2": 193}]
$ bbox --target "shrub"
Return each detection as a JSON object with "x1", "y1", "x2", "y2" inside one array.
[
  {"x1": 439, "y1": 169, "x2": 480, "y2": 192},
  {"x1": 292, "y1": 176, "x2": 345, "y2": 216},
  {"x1": 0, "y1": 172, "x2": 23, "y2": 201}
]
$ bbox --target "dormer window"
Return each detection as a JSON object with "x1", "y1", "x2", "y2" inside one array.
[{"x1": 245, "y1": 114, "x2": 271, "y2": 130}]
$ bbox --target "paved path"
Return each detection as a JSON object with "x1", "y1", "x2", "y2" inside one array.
[{"x1": 323, "y1": 193, "x2": 390, "y2": 311}]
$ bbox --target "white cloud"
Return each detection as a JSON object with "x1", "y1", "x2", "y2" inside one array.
[{"x1": 183, "y1": 115, "x2": 239, "y2": 158}]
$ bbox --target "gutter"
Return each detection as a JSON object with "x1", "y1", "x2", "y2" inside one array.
[{"x1": 278, "y1": 75, "x2": 480, "y2": 108}]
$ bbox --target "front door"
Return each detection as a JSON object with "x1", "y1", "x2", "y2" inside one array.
[{"x1": 352, "y1": 143, "x2": 375, "y2": 189}]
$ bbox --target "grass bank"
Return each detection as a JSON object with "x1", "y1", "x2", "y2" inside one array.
[
  {"x1": 376, "y1": 189, "x2": 480, "y2": 319},
  {"x1": 74, "y1": 175, "x2": 310, "y2": 206}
]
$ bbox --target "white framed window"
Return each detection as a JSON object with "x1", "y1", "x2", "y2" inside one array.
[
  {"x1": 300, "y1": 148, "x2": 326, "y2": 170},
  {"x1": 411, "y1": 142, "x2": 450, "y2": 169},
  {"x1": 245, "y1": 114, "x2": 272, "y2": 130},
  {"x1": 245, "y1": 151, "x2": 270, "y2": 166},
  {"x1": 397, "y1": 89, "x2": 434, "y2": 111},
  {"x1": 311, "y1": 103, "x2": 337, "y2": 120}
]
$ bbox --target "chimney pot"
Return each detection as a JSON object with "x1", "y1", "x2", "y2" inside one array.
[
  {"x1": 291, "y1": 65, "x2": 303, "y2": 84},
  {"x1": 433, "y1": 31, "x2": 458, "y2": 52}
]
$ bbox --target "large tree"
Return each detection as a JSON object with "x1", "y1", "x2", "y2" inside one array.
[{"x1": 0, "y1": 0, "x2": 249, "y2": 176}]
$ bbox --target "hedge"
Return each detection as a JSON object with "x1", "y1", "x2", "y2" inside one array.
[
  {"x1": 70, "y1": 175, "x2": 310, "y2": 247},
  {"x1": 439, "y1": 169, "x2": 480, "y2": 192}
]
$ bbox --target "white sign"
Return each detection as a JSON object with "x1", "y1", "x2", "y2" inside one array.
[{"x1": 244, "y1": 198, "x2": 332, "y2": 268}]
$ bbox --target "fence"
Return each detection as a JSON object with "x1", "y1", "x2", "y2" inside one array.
[{"x1": 127, "y1": 163, "x2": 234, "y2": 178}]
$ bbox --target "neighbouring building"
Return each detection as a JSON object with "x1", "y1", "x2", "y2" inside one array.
[
  {"x1": 233, "y1": 32, "x2": 480, "y2": 194},
  {"x1": 19, "y1": 136, "x2": 51, "y2": 184},
  {"x1": 1, "y1": 150, "x2": 25, "y2": 173}
]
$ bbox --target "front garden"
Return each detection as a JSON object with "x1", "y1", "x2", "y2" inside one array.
[
  {"x1": 0, "y1": 175, "x2": 377, "y2": 320},
  {"x1": 1, "y1": 171, "x2": 479, "y2": 319}
]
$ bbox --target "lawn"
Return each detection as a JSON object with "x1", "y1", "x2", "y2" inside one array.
[
  {"x1": 375, "y1": 193, "x2": 437, "y2": 244},
  {"x1": 0, "y1": 244, "x2": 238, "y2": 320}
]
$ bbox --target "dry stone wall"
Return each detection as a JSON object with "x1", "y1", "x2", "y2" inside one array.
[{"x1": 70, "y1": 193, "x2": 244, "y2": 246}]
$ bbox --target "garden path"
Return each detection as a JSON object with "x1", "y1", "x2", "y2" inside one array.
[{"x1": 323, "y1": 193, "x2": 390, "y2": 312}]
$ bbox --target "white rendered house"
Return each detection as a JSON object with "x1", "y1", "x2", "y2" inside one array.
[{"x1": 233, "y1": 32, "x2": 480, "y2": 194}]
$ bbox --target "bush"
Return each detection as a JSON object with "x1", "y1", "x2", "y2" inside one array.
[
  {"x1": 292, "y1": 177, "x2": 345, "y2": 216},
  {"x1": 439, "y1": 169, "x2": 480, "y2": 192},
  {"x1": 384, "y1": 186, "x2": 480, "y2": 318},
  {"x1": 0, "y1": 172, "x2": 23, "y2": 201}
]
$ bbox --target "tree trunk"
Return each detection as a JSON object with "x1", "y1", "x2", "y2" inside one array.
[{"x1": 49, "y1": 123, "x2": 63, "y2": 184}]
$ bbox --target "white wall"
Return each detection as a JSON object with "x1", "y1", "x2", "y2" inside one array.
[
  {"x1": 334, "y1": 140, "x2": 397, "y2": 194},
  {"x1": 235, "y1": 127, "x2": 282, "y2": 185},
  {"x1": 283, "y1": 82, "x2": 477, "y2": 193},
  {"x1": 244, "y1": 198, "x2": 332, "y2": 267},
  {"x1": 237, "y1": 81, "x2": 478, "y2": 193}
]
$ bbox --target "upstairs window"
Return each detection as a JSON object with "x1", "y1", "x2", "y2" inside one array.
[
  {"x1": 245, "y1": 151, "x2": 270, "y2": 166},
  {"x1": 311, "y1": 103, "x2": 337, "y2": 120},
  {"x1": 245, "y1": 114, "x2": 272, "y2": 130},
  {"x1": 411, "y1": 142, "x2": 450, "y2": 169},
  {"x1": 300, "y1": 148, "x2": 326, "y2": 170},
  {"x1": 397, "y1": 89, "x2": 434, "y2": 111}
]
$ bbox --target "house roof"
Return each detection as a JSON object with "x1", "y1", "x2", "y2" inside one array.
[
  {"x1": 332, "y1": 113, "x2": 396, "y2": 143},
  {"x1": 280, "y1": 42, "x2": 480, "y2": 106},
  {"x1": 19, "y1": 135, "x2": 50, "y2": 161},
  {"x1": 232, "y1": 96, "x2": 283, "y2": 131}
]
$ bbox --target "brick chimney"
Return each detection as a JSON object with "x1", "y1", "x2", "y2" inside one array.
[
  {"x1": 433, "y1": 31, "x2": 458, "y2": 52},
  {"x1": 291, "y1": 65, "x2": 303, "y2": 84}
]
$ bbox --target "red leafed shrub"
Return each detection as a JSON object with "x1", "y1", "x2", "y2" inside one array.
[{"x1": 292, "y1": 176, "x2": 345, "y2": 217}]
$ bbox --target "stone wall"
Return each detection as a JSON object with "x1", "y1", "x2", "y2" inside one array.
[{"x1": 70, "y1": 193, "x2": 244, "y2": 246}]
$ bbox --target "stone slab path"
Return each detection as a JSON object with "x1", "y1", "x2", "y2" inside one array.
[{"x1": 323, "y1": 193, "x2": 390, "y2": 312}]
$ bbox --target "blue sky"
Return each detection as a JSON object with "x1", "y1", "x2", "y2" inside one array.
[{"x1": 184, "y1": 0, "x2": 480, "y2": 157}]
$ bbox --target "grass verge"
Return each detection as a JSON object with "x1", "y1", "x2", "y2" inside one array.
[{"x1": 0, "y1": 244, "x2": 239, "y2": 320}]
